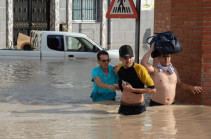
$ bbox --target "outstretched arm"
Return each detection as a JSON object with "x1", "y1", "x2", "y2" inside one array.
[
  {"x1": 176, "y1": 70, "x2": 202, "y2": 94},
  {"x1": 122, "y1": 82, "x2": 156, "y2": 94},
  {"x1": 93, "y1": 76, "x2": 117, "y2": 91},
  {"x1": 141, "y1": 43, "x2": 155, "y2": 73}
]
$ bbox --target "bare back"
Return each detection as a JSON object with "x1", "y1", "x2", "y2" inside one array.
[{"x1": 150, "y1": 67, "x2": 178, "y2": 104}]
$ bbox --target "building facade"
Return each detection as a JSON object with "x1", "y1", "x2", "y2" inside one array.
[{"x1": 0, "y1": 0, "x2": 154, "y2": 57}]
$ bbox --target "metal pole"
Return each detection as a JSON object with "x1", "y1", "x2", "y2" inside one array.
[
  {"x1": 135, "y1": 0, "x2": 141, "y2": 63},
  {"x1": 107, "y1": 0, "x2": 111, "y2": 49}
]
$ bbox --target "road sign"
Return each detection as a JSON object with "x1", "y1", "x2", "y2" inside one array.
[{"x1": 106, "y1": 0, "x2": 138, "y2": 18}]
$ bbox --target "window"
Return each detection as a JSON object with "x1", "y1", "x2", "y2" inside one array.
[
  {"x1": 73, "y1": 0, "x2": 96, "y2": 21},
  {"x1": 47, "y1": 35, "x2": 64, "y2": 51},
  {"x1": 66, "y1": 36, "x2": 94, "y2": 52}
]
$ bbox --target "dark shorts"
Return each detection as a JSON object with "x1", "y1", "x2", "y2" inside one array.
[
  {"x1": 118, "y1": 103, "x2": 146, "y2": 115},
  {"x1": 149, "y1": 99, "x2": 164, "y2": 106},
  {"x1": 149, "y1": 99, "x2": 175, "y2": 106}
]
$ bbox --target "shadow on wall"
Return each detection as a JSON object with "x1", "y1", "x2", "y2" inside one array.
[{"x1": 142, "y1": 28, "x2": 152, "y2": 52}]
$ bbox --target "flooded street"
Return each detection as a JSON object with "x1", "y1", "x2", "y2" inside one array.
[{"x1": 0, "y1": 58, "x2": 210, "y2": 139}]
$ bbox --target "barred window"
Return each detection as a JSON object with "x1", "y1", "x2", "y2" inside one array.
[{"x1": 73, "y1": 0, "x2": 97, "y2": 21}]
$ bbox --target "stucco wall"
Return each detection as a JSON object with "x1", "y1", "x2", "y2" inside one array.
[
  {"x1": 0, "y1": 1, "x2": 6, "y2": 48},
  {"x1": 72, "y1": 23, "x2": 101, "y2": 45}
]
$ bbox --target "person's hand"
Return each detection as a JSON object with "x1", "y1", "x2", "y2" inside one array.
[
  {"x1": 191, "y1": 86, "x2": 202, "y2": 94},
  {"x1": 113, "y1": 84, "x2": 120, "y2": 91},
  {"x1": 108, "y1": 85, "x2": 116, "y2": 91},
  {"x1": 122, "y1": 81, "x2": 133, "y2": 92}
]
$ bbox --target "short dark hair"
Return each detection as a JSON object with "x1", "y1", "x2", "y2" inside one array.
[
  {"x1": 158, "y1": 52, "x2": 171, "y2": 57},
  {"x1": 97, "y1": 50, "x2": 109, "y2": 60}
]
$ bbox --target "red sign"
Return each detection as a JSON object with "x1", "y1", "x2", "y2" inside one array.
[{"x1": 106, "y1": 0, "x2": 138, "y2": 18}]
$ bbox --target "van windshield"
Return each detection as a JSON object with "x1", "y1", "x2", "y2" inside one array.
[{"x1": 66, "y1": 36, "x2": 100, "y2": 52}]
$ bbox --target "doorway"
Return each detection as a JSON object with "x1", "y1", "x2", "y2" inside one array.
[{"x1": 13, "y1": 0, "x2": 50, "y2": 45}]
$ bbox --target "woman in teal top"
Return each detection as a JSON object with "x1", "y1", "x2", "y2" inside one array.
[{"x1": 91, "y1": 51, "x2": 119, "y2": 102}]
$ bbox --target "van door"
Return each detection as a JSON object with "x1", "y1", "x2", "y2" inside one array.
[{"x1": 41, "y1": 35, "x2": 65, "y2": 58}]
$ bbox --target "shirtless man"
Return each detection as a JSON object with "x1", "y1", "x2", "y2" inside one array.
[
  {"x1": 116, "y1": 45, "x2": 156, "y2": 115},
  {"x1": 141, "y1": 43, "x2": 202, "y2": 106}
]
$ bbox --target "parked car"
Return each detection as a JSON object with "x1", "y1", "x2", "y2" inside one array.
[{"x1": 0, "y1": 31, "x2": 119, "y2": 59}]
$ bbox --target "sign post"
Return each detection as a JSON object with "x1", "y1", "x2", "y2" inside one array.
[{"x1": 135, "y1": 0, "x2": 140, "y2": 63}]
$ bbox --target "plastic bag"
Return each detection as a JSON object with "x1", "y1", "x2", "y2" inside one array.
[{"x1": 146, "y1": 31, "x2": 182, "y2": 58}]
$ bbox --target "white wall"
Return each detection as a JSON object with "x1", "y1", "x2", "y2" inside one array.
[{"x1": 0, "y1": 1, "x2": 6, "y2": 48}]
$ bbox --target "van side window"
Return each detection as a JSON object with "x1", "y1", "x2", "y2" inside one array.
[
  {"x1": 47, "y1": 35, "x2": 64, "y2": 51},
  {"x1": 66, "y1": 36, "x2": 93, "y2": 52}
]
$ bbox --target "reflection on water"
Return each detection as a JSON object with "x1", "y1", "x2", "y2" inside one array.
[
  {"x1": 0, "y1": 58, "x2": 104, "y2": 105},
  {"x1": 0, "y1": 58, "x2": 210, "y2": 139}
]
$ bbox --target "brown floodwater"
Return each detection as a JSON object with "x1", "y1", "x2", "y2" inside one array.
[{"x1": 0, "y1": 58, "x2": 210, "y2": 139}]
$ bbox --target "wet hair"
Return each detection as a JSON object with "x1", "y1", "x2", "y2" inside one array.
[
  {"x1": 97, "y1": 50, "x2": 109, "y2": 60},
  {"x1": 158, "y1": 52, "x2": 171, "y2": 57},
  {"x1": 157, "y1": 51, "x2": 162, "y2": 57}
]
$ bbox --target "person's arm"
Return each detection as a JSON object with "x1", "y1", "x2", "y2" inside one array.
[
  {"x1": 122, "y1": 82, "x2": 156, "y2": 94},
  {"x1": 141, "y1": 43, "x2": 156, "y2": 73},
  {"x1": 176, "y1": 70, "x2": 202, "y2": 94},
  {"x1": 93, "y1": 76, "x2": 116, "y2": 91},
  {"x1": 113, "y1": 65, "x2": 118, "y2": 75}
]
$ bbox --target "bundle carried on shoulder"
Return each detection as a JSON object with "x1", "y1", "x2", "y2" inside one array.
[{"x1": 146, "y1": 31, "x2": 182, "y2": 58}]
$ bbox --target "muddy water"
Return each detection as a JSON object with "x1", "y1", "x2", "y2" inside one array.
[{"x1": 0, "y1": 58, "x2": 210, "y2": 139}]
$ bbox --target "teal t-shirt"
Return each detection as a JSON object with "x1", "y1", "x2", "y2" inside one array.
[{"x1": 91, "y1": 65, "x2": 119, "y2": 101}]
